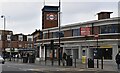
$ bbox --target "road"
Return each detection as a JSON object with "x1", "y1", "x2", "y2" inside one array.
[
  {"x1": 2, "y1": 62, "x2": 44, "y2": 71},
  {"x1": 1, "y1": 61, "x2": 120, "y2": 73}
]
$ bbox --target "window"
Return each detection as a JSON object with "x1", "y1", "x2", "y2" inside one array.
[
  {"x1": 19, "y1": 35, "x2": 23, "y2": 41},
  {"x1": 7, "y1": 35, "x2": 11, "y2": 41},
  {"x1": 52, "y1": 31, "x2": 64, "y2": 38},
  {"x1": 100, "y1": 24, "x2": 118, "y2": 34},
  {"x1": 59, "y1": 31, "x2": 64, "y2": 37},
  {"x1": 72, "y1": 29, "x2": 80, "y2": 36},
  {"x1": 28, "y1": 38, "x2": 32, "y2": 42},
  {"x1": 27, "y1": 36, "x2": 33, "y2": 41},
  {"x1": 53, "y1": 32, "x2": 59, "y2": 38},
  {"x1": 28, "y1": 44, "x2": 32, "y2": 48},
  {"x1": 39, "y1": 32, "x2": 43, "y2": 39},
  {"x1": 0, "y1": 35, "x2": 1, "y2": 40},
  {"x1": 43, "y1": 33, "x2": 48, "y2": 39}
]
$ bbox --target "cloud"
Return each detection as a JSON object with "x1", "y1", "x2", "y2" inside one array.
[
  {"x1": 0, "y1": 1, "x2": 119, "y2": 35},
  {"x1": 2, "y1": 2, "x2": 42, "y2": 21},
  {"x1": 61, "y1": 2, "x2": 118, "y2": 25},
  {"x1": 0, "y1": 0, "x2": 120, "y2": 2},
  {"x1": 0, "y1": 2, "x2": 43, "y2": 34}
]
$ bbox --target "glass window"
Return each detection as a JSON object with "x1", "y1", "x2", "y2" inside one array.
[
  {"x1": 19, "y1": 35, "x2": 23, "y2": 41},
  {"x1": 28, "y1": 44, "x2": 32, "y2": 48},
  {"x1": 100, "y1": 24, "x2": 118, "y2": 34},
  {"x1": 43, "y1": 33, "x2": 47, "y2": 39},
  {"x1": 28, "y1": 38, "x2": 32, "y2": 42},
  {"x1": 53, "y1": 32, "x2": 59, "y2": 38},
  {"x1": 72, "y1": 28, "x2": 80, "y2": 36},
  {"x1": 60, "y1": 31, "x2": 64, "y2": 37},
  {"x1": 52, "y1": 31, "x2": 64, "y2": 38},
  {"x1": 39, "y1": 32, "x2": 43, "y2": 39},
  {"x1": 0, "y1": 35, "x2": 2, "y2": 40}
]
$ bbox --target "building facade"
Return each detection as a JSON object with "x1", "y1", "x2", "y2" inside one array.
[
  {"x1": 36, "y1": 11, "x2": 120, "y2": 63},
  {"x1": 0, "y1": 31, "x2": 34, "y2": 53},
  {"x1": 32, "y1": 29, "x2": 43, "y2": 57},
  {"x1": 0, "y1": 30, "x2": 13, "y2": 52}
]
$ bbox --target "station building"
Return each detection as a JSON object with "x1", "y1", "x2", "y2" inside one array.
[{"x1": 36, "y1": 6, "x2": 120, "y2": 63}]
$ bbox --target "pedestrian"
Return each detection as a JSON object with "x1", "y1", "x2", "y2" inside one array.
[
  {"x1": 62, "y1": 52, "x2": 67, "y2": 66},
  {"x1": 17, "y1": 54, "x2": 20, "y2": 62},
  {"x1": 27, "y1": 53, "x2": 29, "y2": 58},
  {"x1": 115, "y1": 51, "x2": 120, "y2": 69},
  {"x1": 50, "y1": 52, "x2": 53, "y2": 60}
]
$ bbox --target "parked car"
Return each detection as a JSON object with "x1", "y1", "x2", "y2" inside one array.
[{"x1": 0, "y1": 55, "x2": 5, "y2": 64}]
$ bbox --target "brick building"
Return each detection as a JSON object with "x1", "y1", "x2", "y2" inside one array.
[
  {"x1": 0, "y1": 30, "x2": 34, "y2": 53},
  {"x1": 35, "y1": 6, "x2": 120, "y2": 64},
  {"x1": 31, "y1": 29, "x2": 43, "y2": 57}
]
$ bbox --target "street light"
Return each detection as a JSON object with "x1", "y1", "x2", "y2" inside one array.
[
  {"x1": 1, "y1": 15, "x2": 6, "y2": 54},
  {"x1": 58, "y1": 0, "x2": 61, "y2": 66},
  {"x1": 9, "y1": 32, "x2": 12, "y2": 61},
  {"x1": 95, "y1": 34, "x2": 99, "y2": 68}
]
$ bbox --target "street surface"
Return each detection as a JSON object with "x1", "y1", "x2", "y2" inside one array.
[{"x1": 1, "y1": 59, "x2": 120, "y2": 73}]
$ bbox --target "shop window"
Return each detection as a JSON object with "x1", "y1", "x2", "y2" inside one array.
[
  {"x1": 103, "y1": 48, "x2": 112, "y2": 59},
  {"x1": 94, "y1": 48, "x2": 112, "y2": 60}
]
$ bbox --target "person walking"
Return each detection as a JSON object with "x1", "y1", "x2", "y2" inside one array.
[
  {"x1": 62, "y1": 52, "x2": 67, "y2": 66},
  {"x1": 115, "y1": 51, "x2": 120, "y2": 69}
]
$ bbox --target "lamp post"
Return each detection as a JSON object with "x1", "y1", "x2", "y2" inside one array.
[
  {"x1": 1, "y1": 15, "x2": 6, "y2": 54},
  {"x1": 58, "y1": 0, "x2": 61, "y2": 66},
  {"x1": 9, "y1": 32, "x2": 12, "y2": 61},
  {"x1": 95, "y1": 34, "x2": 99, "y2": 68}
]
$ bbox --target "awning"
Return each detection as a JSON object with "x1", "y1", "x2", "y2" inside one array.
[
  {"x1": 18, "y1": 48, "x2": 35, "y2": 51},
  {"x1": 5, "y1": 48, "x2": 18, "y2": 52}
]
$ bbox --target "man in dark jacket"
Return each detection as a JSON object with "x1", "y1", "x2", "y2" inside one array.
[
  {"x1": 115, "y1": 51, "x2": 120, "y2": 69},
  {"x1": 62, "y1": 52, "x2": 67, "y2": 66}
]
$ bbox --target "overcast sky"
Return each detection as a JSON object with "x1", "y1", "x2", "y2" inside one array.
[{"x1": 0, "y1": 0, "x2": 120, "y2": 35}]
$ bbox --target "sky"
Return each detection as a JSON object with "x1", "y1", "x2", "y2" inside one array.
[{"x1": 0, "y1": 0, "x2": 120, "y2": 35}]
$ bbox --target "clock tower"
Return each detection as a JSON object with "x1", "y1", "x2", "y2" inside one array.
[{"x1": 42, "y1": 6, "x2": 59, "y2": 29}]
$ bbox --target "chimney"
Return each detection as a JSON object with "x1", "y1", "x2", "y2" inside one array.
[{"x1": 97, "y1": 12, "x2": 113, "y2": 20}]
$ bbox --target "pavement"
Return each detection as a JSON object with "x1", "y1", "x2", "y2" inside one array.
[{"x1": 4, "y1": 58, "x2": 120, "y2": 72}]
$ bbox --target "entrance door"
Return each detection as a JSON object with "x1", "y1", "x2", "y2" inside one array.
[
  {"x1": 66, "y1": 49, "x2": 71, "y2": 55},
  {"x1": 103, "y1": 48, "x2": 112, "y2": 59},
  {"x1": 73, "y1": 49, "x2": 78, "y2": 59},
  {"x1": 93, "y1": 48, "x2": 112, "y2": 60}
]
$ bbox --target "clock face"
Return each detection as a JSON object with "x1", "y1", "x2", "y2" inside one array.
[{"x1": 46, "y1": 13, "x2": 57, "y2": 20}]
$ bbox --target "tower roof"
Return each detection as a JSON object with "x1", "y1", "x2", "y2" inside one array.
[{"x1": 42, "y1": 6, "x2": 59, "y2": 12}]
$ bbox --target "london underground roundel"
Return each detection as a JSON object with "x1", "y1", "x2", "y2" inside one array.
[{"x1": 46, "y1": 13, "x2": 57, "y2": 20}]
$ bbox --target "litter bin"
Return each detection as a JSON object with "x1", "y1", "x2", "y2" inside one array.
[
  {"x1": 29, "y1": 54, "x2": 35, "y2": 63},
  {"x1": 88, "y1": 58, "x2": 94, "y2": 68},
  {"x1": 66, "y1": 55, "x2": 73, "y2": 66},
  {"x1": 23, "y1": 57, "x2": 28, "y2": 63},
  {"x1": 82, "y1": 56, "x2": 86, "y2": 64}
]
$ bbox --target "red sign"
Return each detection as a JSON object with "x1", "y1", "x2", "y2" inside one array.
[
  {"x1": 95, "y1": 34, "x2": 99, "y2": 39},
  {"x1": 80, "y1": 27, "x2": 90, "y2": 36},
  {"x1": 46, "y1": 13, "x2": 57, "y2": 20}
]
